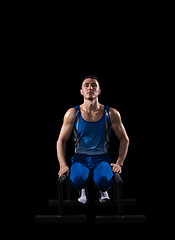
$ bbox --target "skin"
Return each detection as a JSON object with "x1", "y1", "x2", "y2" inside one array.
[{"x1": 57, "y1": 78, "x2": 129, "y2": 177}]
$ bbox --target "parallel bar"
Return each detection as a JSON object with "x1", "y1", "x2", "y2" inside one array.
[
  {"x1": 35, "y1": 215, "x2": 87, "y2": 223},
  {"x1": 117, "y1": 180, "x2": 123, "y2": 216},
  {"x1": 56, "y1": 174, "x2": 66, "y2": 216},
  {"x1": 95, "y1": 199, "x2": 137, "y2": 206},
  {"x1": 114, "y1": 173, "x2": 123, "y2": 217},
  {"x1": 58, "y1": 184, "x2": 63, "y2": 216},
  {"x1": 114, "y1": 173, "x2": 123, "y2": 184},
  {"x1": 55, "y1": 174, "x2": 67, "y2": 186},
  {"x1": 113, "y1": 178, "x2": 117, "y2": 200},
  {"x1": 96, "y1": 215, "x2": 147, "y2": 224},
  {"x1": 67, "y1": 177, "x2": 71, "y2": 200},
  {"x1": 49, "y1": 200, "x2": 90, "y2": 206},
  {"x1": 48, "y1": 199, "x2": 137, "y2": 207}
]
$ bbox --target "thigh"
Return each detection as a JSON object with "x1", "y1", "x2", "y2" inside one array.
[
  {"x1": 69, "y1": 162, "x2": 90, "y2": 191},
  {"x1": 93, "y1": 161, "x2": 114, "y2": 191}
]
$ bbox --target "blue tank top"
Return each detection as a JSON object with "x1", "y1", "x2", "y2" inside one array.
[{"x1": 73, "y1": 105, "x2": 113, "y2": 155}]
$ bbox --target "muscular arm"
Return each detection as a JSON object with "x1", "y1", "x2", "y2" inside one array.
[
  {"x1": 109, "y1": 108, "x2": 129, "y2": 172},
  {"x1": 56, "y1": 108, "x2": 76, "y2": 177}
]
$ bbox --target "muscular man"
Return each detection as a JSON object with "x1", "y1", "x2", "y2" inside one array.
[{"x1": 56, "y1": 76, "x2": 129, "y2": 203}]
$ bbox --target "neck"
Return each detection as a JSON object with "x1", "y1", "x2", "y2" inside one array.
[{"x1": 82, "y1": 98, "x2": 100, "y2": 112}]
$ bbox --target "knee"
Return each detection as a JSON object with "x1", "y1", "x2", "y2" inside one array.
[
  {"x1": 69, "y1": 163, "x2": 89, "y2": 191},
  {"x1": 94, "y1": 176, "x2": 113, "y2": 192},
  {"x1": 93, "y1": 162, "x2": 114, "y2": 191},
  {"x1": 70, "y1": 174, "x2": 85, "y2": 190}
]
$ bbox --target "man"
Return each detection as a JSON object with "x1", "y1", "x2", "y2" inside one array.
[{"x1": 56, "y1": 76, "x2": 129, "y2": 203}]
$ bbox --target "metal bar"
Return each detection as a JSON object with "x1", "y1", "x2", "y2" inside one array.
[
  {"x1": 57, "y1": 182, "x2": 64, "y2": 216},
  {"x1": 96, "y1": 215, "x2": 147, "y2": 224},
  {"x1": 113, "y1": 176, "x2": 117, "y2": 200},
  {"x1": 48, "y1": 199, "x2": 137, "y2": 207},
  {"x1": 35, "y1": 215, "x2": 87, "y2": 223},
  {"x1": 67, "y1": 177, "x2": 71, "y2": 200},
  {"x1": 117, "y1": 181, "x2": 123, "y2": 216},
  {"x1": 114, "y1": 173, "x2": 123, "y2": 217}
]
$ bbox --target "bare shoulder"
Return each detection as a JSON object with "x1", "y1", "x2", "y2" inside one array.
[
  {"x1": 109, "y1": 107, "x2": 121, "y2": 124},
  {"x1": 64, "y1": 108, "x2": 76, "y2": 124}
]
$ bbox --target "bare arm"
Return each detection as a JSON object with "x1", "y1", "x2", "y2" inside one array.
[
  {"x1": 56, "y1": 108, "x2": 76, "y2": 177},
  {"x1": 109, "y1": 108, "x2": 129, "y2": 173}
]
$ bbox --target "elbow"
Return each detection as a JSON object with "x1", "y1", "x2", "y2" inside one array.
[
  {"x1": 56, "y1": 138, "x2": 66, "y2": 149},
  {"x1": 121, "y1": 135, "x2": 129, "y2": 146},
  {"x1": 126, "y1": 136, "x2": 129, "y2": 145},
  {"x1": 126, "y1": 136, "x2": 129, "y2": 147},
  {"x1": 56, "y1": 139, "x2": 61, "y2": 149},
  {"x1": 56, "y1": 140, "x2": 59, "y2": 149}
]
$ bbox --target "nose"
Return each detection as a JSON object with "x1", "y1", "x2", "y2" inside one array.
[{"x1": 88, "y1": 85, "x2": 93, "y2": 90}]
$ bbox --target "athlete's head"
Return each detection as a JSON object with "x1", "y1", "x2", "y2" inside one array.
[{"x1": 80, "y1": 75, "x2": 101, "y2": 101}]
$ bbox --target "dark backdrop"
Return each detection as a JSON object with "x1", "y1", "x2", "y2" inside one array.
[
  {"x1": 31, "y1": 65, "x2": 151, "y2": 222},
  {"x1": 26, "y1": 12, "x2": 158, "y2": 230}
]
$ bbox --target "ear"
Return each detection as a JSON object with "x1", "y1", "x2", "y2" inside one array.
[
  {"x1": 98, "y1": 89, "x2": 101, "y2": 95},
  {"x1": 80, "y1": 89, "x2": 83, "y2": 95}
]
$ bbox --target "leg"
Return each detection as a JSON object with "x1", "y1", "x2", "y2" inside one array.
[
  {"x1": 93, "y1": 161, "x2": 114, "y2": 192},
  {"x1": 69, "y1": 162, "x2": 90, "y2": 191}
]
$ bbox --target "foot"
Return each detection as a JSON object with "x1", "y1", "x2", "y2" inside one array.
[
  {"x1": 99, "y1": 191, "x2": 110, "y2": 203},
  {"x1": 78, "y1": 189, "x2": 87, "y2": 204}
]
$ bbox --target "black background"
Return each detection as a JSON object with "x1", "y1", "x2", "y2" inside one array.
[
  {"x1": 18, "y1": 4, "x2": 163, "y2": 235},
  {"x1": 30, "y1": 56, "x2": 153, "y2": 227}
]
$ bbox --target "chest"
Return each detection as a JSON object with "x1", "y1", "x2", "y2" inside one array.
[{"x1": 80, "y1": 109, "x2": 104, "y2": 122}]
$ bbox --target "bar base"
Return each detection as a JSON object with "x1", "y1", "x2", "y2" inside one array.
[{"x1": 96, "y1": 215, "x2": 147, "y2": 223}]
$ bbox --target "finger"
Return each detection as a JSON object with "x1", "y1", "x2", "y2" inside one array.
[
  {"x1": 59, "y1": 168, "x2": 69, "y2": 178},
  {"x1": 115, "y1": 167, "x2": 120, "y2": 173},
  {"x1": 58, "y1": 171, "x2": 64, "y2": 178},
  {"x1": 110, "y1": 164, "x2": 115, "y2": 171},
  {"x1": 66, "y1": 169, "x2": 70, "y2": 177}
]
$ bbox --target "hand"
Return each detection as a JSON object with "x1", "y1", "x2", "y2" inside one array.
[
  {"x1": 110, "y1": 163, "x2": 122, "y2": 174},
  {"x1": 58, "y1": 165, "x2": 70, "y2": 178}
]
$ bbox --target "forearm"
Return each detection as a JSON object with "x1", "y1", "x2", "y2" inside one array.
[
  {"x1": 116, "y1": 137, "x2": 129, "y2": 166},
  {"x1": 56, "y1": 140, "x2": 67, "y2": 167}
]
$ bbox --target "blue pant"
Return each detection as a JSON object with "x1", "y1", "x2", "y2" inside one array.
[{"x1": 69, "y1": 153, "x2": 114, "y2": 192}]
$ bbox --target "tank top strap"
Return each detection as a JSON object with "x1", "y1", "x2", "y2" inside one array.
[
  {"x1": 74, "y1": 105, "x2": 81, "y2": 127},
  {"x1": 104, "y1": 105, "x2": 110, "y2": 114},
  {"x1": 104, "y1": 105, "x2": 111, "y2": 130},
  {"x1": 73, "y1": 106, "x2": 81, "y2": 146},
  {"x1": 74, "y1": 105, "x2": 80, "y2": 113}
]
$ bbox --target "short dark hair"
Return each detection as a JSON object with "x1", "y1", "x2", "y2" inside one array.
[{"x1": 82, "y1": 75, "x2": 100, "y2": 87}]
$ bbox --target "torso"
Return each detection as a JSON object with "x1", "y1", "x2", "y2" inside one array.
[
  {"x1": 73, "y1": 104, "x2": 112, "y2": 155},
  {"x1": 80, "y1": 104, "x2": 104, "y2": 122}
]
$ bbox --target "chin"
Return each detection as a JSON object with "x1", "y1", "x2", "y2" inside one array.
[
  {"x1": 87, "y1": 97, "x2": 94, "y2": 101},
  {"x1": 85, "y1": 96, "x2": 97, "y2": 101}
]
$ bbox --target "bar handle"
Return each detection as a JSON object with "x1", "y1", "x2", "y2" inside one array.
[{"x1": 55, "y1": 174, "x2": 67, "y2": 186}]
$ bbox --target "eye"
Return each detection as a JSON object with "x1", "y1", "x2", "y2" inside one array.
[
  {"x1": 84, "y1": 83, "x2": 89, "y2": 87},
  {"x1": 92, "y1": 83, "x2": 97, "y2": 87}
]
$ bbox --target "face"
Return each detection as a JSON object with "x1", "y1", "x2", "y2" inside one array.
[{"x1": 80, "y1": 78, "x2": 101, "y2": 101}]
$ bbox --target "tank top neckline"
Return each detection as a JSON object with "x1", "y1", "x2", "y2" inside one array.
[{"x1": 79, "y1": 105, "x2": 105, "y2": 123}]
